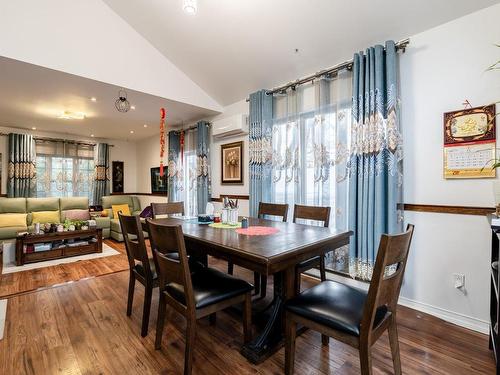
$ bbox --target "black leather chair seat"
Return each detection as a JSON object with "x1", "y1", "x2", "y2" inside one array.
[
  {"x1": 285, "y1": 280, "x2": 388, "y2": 337},
  {"x1": 166, "y1": 267, "x2": 253, "y2": 309}
]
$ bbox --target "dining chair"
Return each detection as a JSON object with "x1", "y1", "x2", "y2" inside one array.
[
  {"x1": 293, "y1": 204, "x2": 331, "y2": 293},
  {"x1": 228, "y1": 202, "x2": 289, "y2": 298},
  {"x1": 118, "y1": 213, "x2": 158, "y2": 337},
  {"x1": 284, "y1": 224, "x2": 415, "y2": 375},
  {"x1": 151, "y1": 201, "x2": 185, "y2": 218},
  {"x1": 148, "y1": 220, "x2": 254, "y2": 375}
]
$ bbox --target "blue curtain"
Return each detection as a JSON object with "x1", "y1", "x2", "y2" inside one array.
[
  {"x1": 249, "y1": 89, "x2": 273, "y2": 217},
  {"x1": 348, "y1": 41, "x2": 404, "y2": 276},
  {"x1": 196, "y1": 121, "x2": 211, "y2": 214},
  {"x1": 7, "y1": 133, "x2": 36, "y2": 197},
  {"x1": 168, "y1": 131, "x2": 181, "y2": 201},
  {"x1": 92, "y1": 143, "x2": 110, "y2": 205}
]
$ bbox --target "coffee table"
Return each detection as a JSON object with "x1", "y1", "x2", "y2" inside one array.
[{"x1": 15, "y1": 228, "x2": 102, "y2": 266}]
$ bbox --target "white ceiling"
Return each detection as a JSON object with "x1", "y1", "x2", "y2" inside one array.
[
  {"x1": 103, "y1": 0, "x2": 499, "y2": 106},
  {"x1": 0, "y1": 56, "x2": 219, "y2": 141}
]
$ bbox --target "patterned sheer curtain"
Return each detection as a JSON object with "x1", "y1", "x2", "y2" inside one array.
[
  {"x1": 271, "y1": 70, "x2": 352, "y2": 272},
  {"x1": 168, "y1": 131, "x2": 181, "y2": 201},
  {"x1": 196, "y1": 121, "x2": 211, "y2": 214},
  {"x1": 36, "y1": 140, "x2": 94, "y2": 199}
]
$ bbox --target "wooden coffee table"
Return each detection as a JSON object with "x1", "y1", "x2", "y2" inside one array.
[{"x1": 15, "y1": 228, "x2": 102, "y2": 266}]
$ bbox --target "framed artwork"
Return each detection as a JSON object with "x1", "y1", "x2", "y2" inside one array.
[
  {"x1": 151, "y1": 167, "x2": 168, "y2": 194},
  {"x1": 112, "y1": 161, "x2": 124, "y2": 193},
  {"x1": 443, "y1": 104, "x2": 496, "y2": 179},
  {"x1": 221, "y1": 141, "x2": 243, "y2": 184}
]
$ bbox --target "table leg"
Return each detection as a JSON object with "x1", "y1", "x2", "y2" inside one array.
[{"x1": 241, "y1": 267, "x2": 296, "y2": 364}]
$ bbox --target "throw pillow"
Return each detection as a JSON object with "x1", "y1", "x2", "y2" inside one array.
[
  {"x1": 62, "y1": 209, "x2": 90, "y2": 221},
  {"x1": 112, "y1": 204, "x2": 131, "y2": 218},
  {"x1": 32, "y1": 210, "x2": 60, "y2": 224},
  {"x1": 0, "y1": 213, "x2": 27, "y2": 228}
]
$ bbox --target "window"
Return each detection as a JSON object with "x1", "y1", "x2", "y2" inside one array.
[{"x1": 35, "y1": 141, "x2": 94, "y2": 198}]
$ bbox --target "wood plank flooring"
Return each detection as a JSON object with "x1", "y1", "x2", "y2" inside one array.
[{"x1": 0, "y1": 240, "x2": 496, "y2": 374}]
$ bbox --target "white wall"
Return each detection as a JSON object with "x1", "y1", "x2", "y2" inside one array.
[
  {"x1": 0, "y1": 0, "x2": 221, "y2": 113},
  {"x1": 0, "y1": 126, "x2": 137, "y2": 195},
  {"x1": 398, "y1": 3, "x2": 500, "y2": 333},
  {"x1": 136, "y1": 134, "x2": 169, "y2": 194}
]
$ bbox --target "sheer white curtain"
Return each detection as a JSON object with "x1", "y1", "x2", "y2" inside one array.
[
  {"x1": 271, "y1": 69, "x2": 352, "y2": 271},
  {"x1": 179, "y1": 129, "x2": 198, "y2": 217}
]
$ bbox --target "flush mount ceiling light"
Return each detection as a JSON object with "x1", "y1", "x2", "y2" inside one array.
[
  {"x1": 58, "y1": 110, "x2": 86, "y2": 120},
  {"x1": 183, "y1": 0, "x2": 197, "y2": 14},
  {"x1": 115, "y1": 89, "x2": 131, "y2": 113}
]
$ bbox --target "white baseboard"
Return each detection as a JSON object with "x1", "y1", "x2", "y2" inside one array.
[{"x1": 398, "y1": 296, "x2": 489, "y2": 334}]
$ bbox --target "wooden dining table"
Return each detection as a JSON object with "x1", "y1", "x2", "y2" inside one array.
[{"x1": 145, "y1": 216, "x2": 352, "y2": 364}]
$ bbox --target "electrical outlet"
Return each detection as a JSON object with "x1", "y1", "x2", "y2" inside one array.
[{"x1": 453, "y1": 273, "x2": 465, "y2": 289}]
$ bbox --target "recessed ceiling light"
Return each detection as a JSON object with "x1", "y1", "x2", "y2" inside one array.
[
  {"x1": 90, "y1": 134, "x2": 95, "y2": 137},
  {"x1": 130, "y1": 105, "x2": 136, "y2": 110},
  {"x1": 143, "y1": 124, "x2": 148, "y2": 128},
  {"x1": 32, "y1": 127, "x2": 36, "y2": 130},
  {"x1": 130, "y1": 130, "x2": 134, "y2": 134},
  {"x1": 183, "y1": 0, "x2": 197, "y2": 14},
  {"x1": 90, "y1": 97, "x2": 97, "y2": 102}
]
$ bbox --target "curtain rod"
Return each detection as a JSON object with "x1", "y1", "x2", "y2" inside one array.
[
  {"x1": 0, "y1": 132, "x2": 114, "y2": 147},
  {"x1": 245, "y1": 38, "x2": 410, "y2": 102}
]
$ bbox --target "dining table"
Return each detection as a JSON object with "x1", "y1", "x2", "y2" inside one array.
[{"x1": 144, "y1": 216, "x2": 352, "y2": 364}]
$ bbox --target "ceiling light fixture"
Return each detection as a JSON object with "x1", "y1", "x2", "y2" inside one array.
[
  {"x1": 144, "y1": 124, "x2": 148, "y2": 128},
  {"x1": 115, "y1": 89, "x2": 131, "y2": 113},
  {"x1": 90, "y1": 97, "x2": 97, "y2": 102},
  {"x1": 91, "y1": 134, "x2": 95, "y2": 137},
  {"x1": 130, "y1": 105, "x2": 136, "y2": 110},
  {"x1": 32, "y1": 127, "x2": 37, "y2": 130},
  {"x1": 183, "y1": 0, "x2": 197, "y2": 14},
  {"x1": 58, "y1": 111, "x2": 86, "y2": 120},
  {"x1": 130, "y1": 130, "x2": 134, "y2": 134}
]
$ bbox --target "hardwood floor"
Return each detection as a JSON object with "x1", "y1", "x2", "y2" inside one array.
[
  {"x1": 0, "y1": 240, "x2": 496, "y2": 374},
  {"x1": 0, "y1": 239, "x2": 129, "y2": 298}
]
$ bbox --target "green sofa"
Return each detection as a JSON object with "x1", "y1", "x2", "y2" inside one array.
[
  {"x1": 101, "y1": 195, "x2": 144, "y2": 241},
  {"x1": 0, "y1": 197, "x2": 111, "y2": 240}
]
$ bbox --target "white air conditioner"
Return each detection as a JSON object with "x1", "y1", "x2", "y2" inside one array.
[{"x1": 212, "y1": 114, "x2": 248, "y2": 139}]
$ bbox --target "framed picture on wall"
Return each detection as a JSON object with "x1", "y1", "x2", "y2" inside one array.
[
  {"x1": 221, "y1": 141, "x2": 243, "y2": 184},
  {"x1": 112, "y1": 161, "x2": 124, "y2": 193},
  {"x1": 151, "y1": 167, "x2": 168, "y2": 194}
]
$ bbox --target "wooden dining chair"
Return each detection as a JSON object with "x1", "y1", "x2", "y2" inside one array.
[
  {"x1": 151, "y1": 201, "x2": 185, "y2": 218},
  {"x1": 284, "y1": 224, "x2": 415, "y2": 375},
  {"x1": 293, "y1": 204, "x2": 331, "y2": 293},
  {"x1": 148, "y1": 220, "x2": 253, "y2": 375},
  {"x1": 228, "y1": 202, "x2": 289, "y2": 298},
  {"x1": 118, "y1": 213, "x2": 158, "y2": 337}
]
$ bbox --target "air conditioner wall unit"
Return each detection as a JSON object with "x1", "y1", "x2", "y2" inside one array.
[{"x1": 212, "y1": 114, "x2": 248, "y2": 139}]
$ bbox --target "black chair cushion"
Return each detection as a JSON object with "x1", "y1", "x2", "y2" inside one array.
[
  {"x1": 166, "y1": 267, "x2": 253, "y2": 309},
  {"x1": 285, "y1": 280, "x2": 388, "y2": 337}
]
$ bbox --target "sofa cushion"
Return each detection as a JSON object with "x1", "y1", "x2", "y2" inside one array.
[
  {"x1": 0, "y1": 226, "x2": 27, "y2": 240},
  {"x1": 110, "y1": 218, "x2": 122, "y2": 233},
  {"x1": 102, "y1": 195, "x2": 133, "y2": 210},
  {"x1": 27, "y1": 197, "x2": 59, "y2": 212},
  {"x1": 60, "y1": 197, "x2": 89, "y2": 211},
  {"x1": 111, "y1": 204, "x2": 131, "y2": 219},
  {"x1": 32, "y1": 210, "x2": 60, "y2": 224},
  {"x1": 0, "y1": 213, "x2": 28, "y2": 228},
  {"x1": 94, "y1": 217, "x2": 111, "y2": 229},
  {"x1": 131, "y1": 196, "x2": 141, "y2": 212},
  {"x1": 0, "y1": 198, "x2": 27, "y2": 214},
  {"x1": 62, "y1": 209, "x2": 90, "y2": 221}
]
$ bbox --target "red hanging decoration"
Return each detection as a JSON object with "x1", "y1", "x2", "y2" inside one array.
[
  {"x1": 159, "y1": 108, "x2": 166, "y2": 177},
  {"x1": 180, "y1": 129, "x2": 185, "y2": 164}
]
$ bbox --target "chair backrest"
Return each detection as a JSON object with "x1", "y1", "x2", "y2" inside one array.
[
  {"x1": 292, "y1": 204, "x2": 331, "y2": 227},
  {"x1": 151, "y1": 202, "x2": 185, "y2": 218},
  {"x1": 361, "y1": 224, "x2": 415, "y2": 338},
  {"x1": 118, "y1": 213, "x2": 152, "y2": 279},
  {"x1": 258, "y1": 202, "x2": 289, "y2": 222},
  {"x1": 147, "y1": 220, "x2": 195, "y2": 311}
]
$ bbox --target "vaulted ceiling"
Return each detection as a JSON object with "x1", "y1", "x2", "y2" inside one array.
[{"x1": 103, "y1": 0, "x2": 499, "y2": 106}]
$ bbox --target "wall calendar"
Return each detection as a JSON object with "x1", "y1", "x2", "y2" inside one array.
[{"x1": 443, "y1": 104, "x2": 496, "y2": 179}]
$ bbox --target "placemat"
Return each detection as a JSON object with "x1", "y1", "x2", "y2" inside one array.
[
  {"x1": 209, "y1": 222, "x2": 242, "y2": 229},
  {"x1": 235, "y1": 226, "x2": 280, "y2": 236}
]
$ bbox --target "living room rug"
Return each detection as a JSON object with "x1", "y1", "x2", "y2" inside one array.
[{"x1": 1, "y1": 243, "x2": 120, "y2": 274}]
